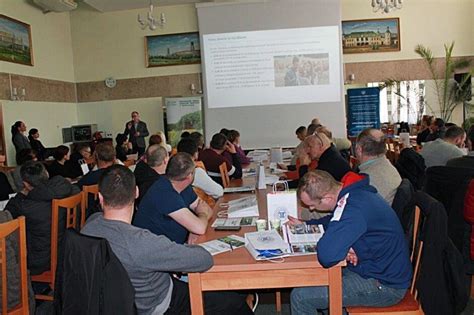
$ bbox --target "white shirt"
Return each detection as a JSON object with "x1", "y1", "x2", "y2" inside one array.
[{"x1": 193, "y1": 167, "x2": 224, "y2": 199}]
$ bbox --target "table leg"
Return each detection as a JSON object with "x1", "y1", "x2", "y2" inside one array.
[
  {"x1": 188, "y1": 273, "x2": 204, "y2": 315},
  {"x1": 328, "y1": 266, "x2": 343, "y2": 315}
]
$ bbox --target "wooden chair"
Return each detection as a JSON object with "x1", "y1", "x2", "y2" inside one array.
[
  {"x1": 81, "y1": 184, "x2": 99, "y2": 228},
  {"x1": 0, "y1": 216, "x2": 29, "y2": 315},
  {"x1": 347, "y1": 206, "x2": 424, "y2": 315},
  {"x1": 219, "y1": 162, "x2": 230, "y2": 188},
  {"x1": 386, "y1": 138, "x2": 401, "y2": 165},
  {"x1": 31, "y1": 193, "x2": 83, "y2": 301}
]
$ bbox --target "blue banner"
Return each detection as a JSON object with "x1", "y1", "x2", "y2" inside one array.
[{"x1": 347, "y1": 87, "x2": 380, "y2": 137}]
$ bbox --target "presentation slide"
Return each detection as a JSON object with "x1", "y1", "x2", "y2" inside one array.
[{"x1": 203, "y1": 26, "x2": 341, "y2": 108}]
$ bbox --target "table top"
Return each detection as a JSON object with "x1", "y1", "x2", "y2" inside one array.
[{"x1": 195, "y1": 178, "x2": 345, "y2": 273}]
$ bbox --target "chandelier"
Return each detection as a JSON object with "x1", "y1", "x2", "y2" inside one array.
[
  {"x1": 137, "y1": 0, "x2": 166, "y2": 31},
  {"x1": 371, "y1": 0, "x2": 403, "y2": 13}
]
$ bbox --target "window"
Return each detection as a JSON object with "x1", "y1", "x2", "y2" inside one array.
[{"x1": 368, "y1": 80, "x2": 426, "y2": 124}]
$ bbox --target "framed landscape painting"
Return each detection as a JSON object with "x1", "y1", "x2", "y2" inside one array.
[
  {"x1": 342, "y1": 18, "x2": 400, "y2": 54},
  {"x1": 0, "y1": 14, "x2": 33, "y2": 66},
  {"x1": 145, "y1": 32, "x2": 201, "y2": 67}
]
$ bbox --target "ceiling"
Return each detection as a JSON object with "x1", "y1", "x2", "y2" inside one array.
[{"x1": 82, "y1": 0, "x2": 212, "y2": 12}]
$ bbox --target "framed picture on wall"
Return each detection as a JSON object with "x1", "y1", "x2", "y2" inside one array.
[
  {"x1": 145, "y1": 32, "x2": 201, "y2": 67},
  {"x1": 0, "y1": 14, "x2": 34, "y2": 66},
  {"x1": 342, "y1": 18, "x2": 400, "y2": 54}
]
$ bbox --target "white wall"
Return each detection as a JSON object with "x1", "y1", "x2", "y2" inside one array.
[
  {"x1": 76, "y1": 98, "x2": 164, "y2": 144},
  {"x1": 1, "y1": 0, "x2": 78, "y2": 165},
  {"x1": 2, "y1": 101, "x2": 78, "y2": 164},
  {"x1": 342, "y1": 0, "x2": 474, "y2": 62},
  {"x1": 70, "y1": 3, "x2": 200, "y2": 82},
  {"x1": 0, "y1": 0, "x2": 76, "y2": 82}
]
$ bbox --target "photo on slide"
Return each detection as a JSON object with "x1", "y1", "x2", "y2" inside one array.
[{"x1": 273, "y1": 54, "x2": 329, "y2": 87}]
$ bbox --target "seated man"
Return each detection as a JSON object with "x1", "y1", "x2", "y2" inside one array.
[
  {"x1": 299, "y1": 133, "x2": 351, "y2": 181},
  {"x1": 177, "y1": 138, "x2": 223, "y2": 201},
  {"x1": 424, "y1": 118, "x2": 446, "y2": 143},
  {"x1": 134, "y1": 153, "x2": 214, "y2": 244},
  {"x1": 134, "y1": 144, "x2": 168, "y2": 204},
  {"x1": 81, "y1": 165, "x2": 252, "y2": 315},
  {"x1": 355, "y1": 128, "x2": 402, "y2": 204},
  {"x1": 420, "y1": 125, "x2": 466, "y2": 167},
  {"x1": 5, "y1": 161, "x2": 80, "y2": 275},
  {"x1": 77, "y1": 142, "x2": 116, "y2": 188},
  {"x1": 447, "y1": 125, "x2": 474, "y2": 169},
  {"x1": 198, "y1": 133, "x2": 242, "y2": 185},
  {"x1": 290, "y1": 170, "x2": 412, "y2": 314}
]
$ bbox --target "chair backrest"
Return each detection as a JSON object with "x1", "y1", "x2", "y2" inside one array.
[
  {"x1": 219, "y1": 162, "x2": 230, "y2": 188},
  {"x1": 0, "y1": 216, "x2": 29, "y2": 315},
  {"x1": 81, "y1": 184, "x2": 99, "y2": 228},
  {"x1": 50, "y1": 193, "x2": 83, "y2": 289},
  {"x1": 409, "y1": 205, "x2": 424, "y2": 300}
]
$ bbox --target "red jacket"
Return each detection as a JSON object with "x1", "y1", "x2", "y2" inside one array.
[{"x1": 463, "y1": 179, "x2": 474, "y2": 259}]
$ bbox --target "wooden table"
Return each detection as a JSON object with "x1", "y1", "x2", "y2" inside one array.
[{"x1": 188, "y1": 184, "x2": 345, "y2": 315}]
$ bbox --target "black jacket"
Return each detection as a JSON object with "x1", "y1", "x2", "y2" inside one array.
[
  {"x1": 133, "y1": 161, "x2": 160, "y2": 204},
  {"x1": 391, "y1": 178, "x2": 416, "y2": 235},
  {"x1": 54, "y1": 229, "x2": 136, "y2": 315},
  {"x1": 395, "y1": 148, "x2": 426, "y2": 190},
  {"x1": 5, "y1": 176, "x2": 80, "y2": 275},
  {"x1": 299, "y1": 144, "x2": 351, "y2": 181},
  {"x1": 424, "y1": 166, "x2": 474, "y2": 255},
  {"x1": 124, "y1": 121, "x2": 149, "y2": 149},
  {"x1": 415, "y1": 191, "x2": 469, "y2": 315}
]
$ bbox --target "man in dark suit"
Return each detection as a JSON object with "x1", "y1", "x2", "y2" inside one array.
[{"x1": 124, "y1": 111, "x2": 149, "y2": 156}]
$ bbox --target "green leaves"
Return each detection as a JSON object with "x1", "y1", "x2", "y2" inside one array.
[{"x1": 415, "y1": 42, "x2": 473, "y2": 122}]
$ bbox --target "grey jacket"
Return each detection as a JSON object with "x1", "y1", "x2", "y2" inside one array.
[
  {"x1": 124, "y1": 120, "x2": 149, "y2": 149},
  {"x1": 359, "y1": 155, "x2": 402, "y2": 205},
  {"x1": 12, "y1": 133, "x2": 31, "y2": 153},
  {"x1": 82, "y1": 213, "x2": 213, "y2": 315}
]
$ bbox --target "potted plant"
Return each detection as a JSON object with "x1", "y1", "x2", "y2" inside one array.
[{"x1": 414, "y1": 42, "x2": 473, "y2": 122}]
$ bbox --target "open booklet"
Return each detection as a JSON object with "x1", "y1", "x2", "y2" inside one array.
[
  {"x1": 211, "y1": 217, "x2": 256, "y2": 228},
  {"x1": 282, "y1": 223, "x2": 325, "y2": 256},
  {"x1": 225, "y1": 196, "x2": 259, "y2": 218},
  {"x1": 199, "y1": 235, "x2": 246, "y2": 256}
]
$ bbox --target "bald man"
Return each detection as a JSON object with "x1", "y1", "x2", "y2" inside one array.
[{"x1": 355, "y1": 128, "x2": 401, "y2": 204}]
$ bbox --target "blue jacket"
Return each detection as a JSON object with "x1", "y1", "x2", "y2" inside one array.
[{"x1": 310, "y1": 176, "x2": 412, "y2": 289}]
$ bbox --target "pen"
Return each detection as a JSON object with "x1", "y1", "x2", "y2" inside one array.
[{"x1": 230, "y1": 243, "x2": 234, "y2": 251}]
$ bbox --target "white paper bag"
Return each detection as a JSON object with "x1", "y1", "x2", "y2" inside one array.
[
  {"x1": 266, "y1": 181, "x2": 297, "y2": 226},
  {"x1": 79, "y1": 159, "x2": 90, "y2": 175}
]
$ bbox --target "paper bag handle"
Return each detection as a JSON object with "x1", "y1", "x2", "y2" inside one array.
[{"x1": 272, "y1": 180, "x2": 289, "y2": 193}]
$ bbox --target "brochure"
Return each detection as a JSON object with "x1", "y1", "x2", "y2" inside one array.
[
  {"x1": 245, "y1": 230, "x2": 290, "y2": 260},
  {"x1": 226, "y1": 196, "x2": 259, "y2": 218},
  {"x1": 199, "y1": 235, "x2": 246, "y2": 256},
  {"x1": 211, "y1": 217, "x2": 256, "y2": 228},
  {"x1": 223, "y1": 185, "x2": 255, "y2": 193},
  {"x1": 283, "y1": 223, "x2": 325, "y2": 256}
]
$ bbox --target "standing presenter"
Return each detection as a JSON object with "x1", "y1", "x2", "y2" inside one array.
[{"x1": 124, "y1": 111, "x2": 149, "y2": 156}]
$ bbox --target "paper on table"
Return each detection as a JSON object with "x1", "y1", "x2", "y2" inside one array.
[{"x1": 199, "y1": 235, "x2": 245, "y2": 256}]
